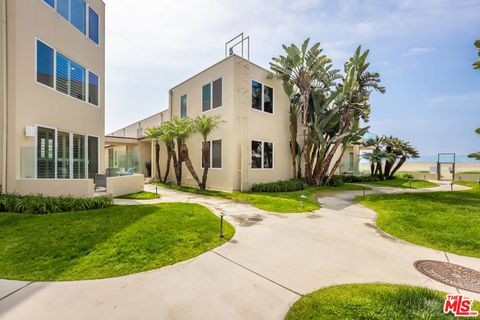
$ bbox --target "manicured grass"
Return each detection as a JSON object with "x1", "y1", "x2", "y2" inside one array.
[
  {"x1": 459, "y1": 171, "x2": 480, "y2": 174},
  {"x1": 286, "y1": 283, "x2": 479, "y2": 320},
  {"x1": 397, "y1": 170, "x2": 430, "y2": 174},
  {"x1": 363, "y1": 177, "x2": 438, "y2": 189},
  {"x1": 154, "y1": 182, "x2": 366, "y2": 213},
  {"x1": 0, "y1": 203, "x2": 234, "y2": 281},
  {"x1": 116, "y1": 191, "x2": 160, "y2": 200},
  {"x1": 357, "y1": 184, "x2": 480, "y2": 257}
]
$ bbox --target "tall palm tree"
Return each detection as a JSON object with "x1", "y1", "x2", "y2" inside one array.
[
  {"x1": 195, "y1": 115, "x2": 223, "y2": 190},
  {"x1": 270, "y1": 38, "x2": 336, "y2": 184},
  {"x1": 158, "y1": 124, "x2": 177, "y2": 183},
  {"x1": 389, "y1": 140, "x2": 419, "y2": 177},
  {"x1": 145, "y1": 126, "x2": 162, "y2": 180},
  {"x1": 167, "y1": 117, "x2": 201, "y2": 187}
]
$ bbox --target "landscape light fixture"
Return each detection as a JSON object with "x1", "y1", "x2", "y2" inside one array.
[
  {"x1": 219, "y1": 213, "x2": 225, "y2": 238},
  {"x1": 300, "y1": 195, "x2": 307, "y2": 209}
]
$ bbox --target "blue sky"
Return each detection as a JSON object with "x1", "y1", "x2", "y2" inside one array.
[{"x1": 105, "y1": 0, "x2": 480, "y2": 156}]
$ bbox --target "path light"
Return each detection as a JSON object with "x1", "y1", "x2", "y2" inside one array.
[
  {"x1": 219, "y1": 213, "x2": 225, "y2": 238},
  {"x1": 156, "y1": 186, "x2": 158, "y2": 195},
  {"x1": 450, "y1": 182, "x2": 454, "y2": 192},
  {"x1": 363, "y1": 186, "x2": 366, "y2": 197},
  {"x1": 300, "y1": 195, "x2": 307, "y2": 209}
]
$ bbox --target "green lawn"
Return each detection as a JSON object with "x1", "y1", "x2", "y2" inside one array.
[
  {"x1": 0, "y1": 203, "x2": 234, "y2": 281},
  {"x1": 363, "y1": 178, "x2": 438, "y2": 189},
  {"x1": 116, "y1": 191, "x2": 160, "y2": 200},
  {"x1": 357, "y1": 183, "x2": 480, "y2": 257},
  {"x1": 286, "y1": 283, "x2": 479, "y2": 320},
  {"x1": 459, "y1": 171, "x2": 480, "y2": 174},
  {"x1": 154, "y1": 182, "x2": 366, "y2": 213}
]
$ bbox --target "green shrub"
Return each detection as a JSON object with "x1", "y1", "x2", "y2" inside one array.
[
  {"x1": 401, "y1": 173, "x2": 414, "y2": 179},
  {"x1": 326, "y1": 175, "x2": 345, "y2": 186},
  {"x1": 342, "y1": 175, "x2": 382, "y2": 183},
  {"x1": 251, "y1": 179, "x2": 306, "y2": 193},
  {"x1": 0, "y1": 194, "x2": 113, "y2": 214}
]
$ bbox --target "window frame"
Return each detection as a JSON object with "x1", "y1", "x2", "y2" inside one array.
[
  {"x1": 41, "y1": 0, "x2": 100, "y2": 46},
  {"x1": 33, "y1": 125, "x2": 98, "y2": 180},
  {"x1": 201, "y1": 77, "x2": 223, "y2": 113},
  {"x1": 88, "y1": 70, "x2": 100, "y2": 106},
  {"x1": 250, "y1": 80, "x2": 274, "y2": 115},
  {"x1": 250, "y1": 139, "x2": 275, "y2": 170},
  {"x1": 201, "y1": 139, "x2": 223, "y2": 170},
  {"x1": 35, "y1": 38, "x2": 100, "y2": 108},
  {"x1": 180, "y1": 94, "x2": 188, "y2": 118}
]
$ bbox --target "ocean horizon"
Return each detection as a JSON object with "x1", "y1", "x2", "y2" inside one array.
[{"x1": 408, "y1": 155, "x2": 480, "y2": 163}]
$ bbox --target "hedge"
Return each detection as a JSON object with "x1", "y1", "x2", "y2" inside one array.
[{"x1": 251, "y1": 179, "x2": 306, "y2": 193}]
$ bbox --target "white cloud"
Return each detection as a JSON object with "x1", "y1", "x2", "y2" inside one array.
[
  {"x1": 402, "y1": 47, "x2": 435, "y2": 57},
  {"x1": 427, "y1": 91, "x2": 480, "y2": 108}
]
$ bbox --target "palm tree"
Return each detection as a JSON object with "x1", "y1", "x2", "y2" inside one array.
[
  {"x1": 145, "y1": 126, "x2": 162, "y2": 180},
  {"x1": 389, "y1": 140, "x2": 419, "y2": 177},
  {"x1": 468, "y1": 128, "x2": 480, "y2": 160},
  {"x1": 158, "y1": 124, "x2": 177, "y2": 183},
  {"x1": 474, "y1": 40, "x2": 480, "y2": 70},
  {"x1": 167, "y1": 117, "x2": 201, "y2": 187},
  {"x1": 270, "y1": 38, "x2": 335, "y2": 184},
  {"x1": 195, "y1": 115, "x2": 223, "y2": 189}
]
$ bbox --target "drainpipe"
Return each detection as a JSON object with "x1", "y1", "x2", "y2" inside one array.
[{"x1": 1, "y1": 0, "x2": 7, "y2": 194}]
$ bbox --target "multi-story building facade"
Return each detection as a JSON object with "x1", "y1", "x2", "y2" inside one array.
[
  {"x1": 0, "y1": 0, "x2": 105, "y2": 196},
  {"x1": 107, "y1": 55, "x2": 361, "y2": 191}
]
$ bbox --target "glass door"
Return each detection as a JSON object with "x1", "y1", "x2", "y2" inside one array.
[{"x1": 88, "y1": 136, "x2": 99, "y2": 179}]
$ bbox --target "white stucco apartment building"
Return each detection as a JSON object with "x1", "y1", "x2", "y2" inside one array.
[
  {"x1": 0, "y1": 0, "x2": 105, "y2": 196},
  {"x1": 107, "y1": 54, "x2": 361, "y2": 191}
]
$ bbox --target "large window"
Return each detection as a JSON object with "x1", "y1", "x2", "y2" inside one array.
[
  {"x1": 202, "y1": 78, "x2": 222, "y2": 112},
  {"x1": 43, "y1": 0, "x2": 99, "y2": 44},
  {"x1": 88, "y1": 71, "x2": 99, "y2": 106},
  {"x1": 88, "y1": 7, "x2": 99, "y2": 44},
  {"x1": 37, "y1": 127, "x2": 56, "y2": 179},
  {"x1": 36, "y1": 40, "x2": 99, "y2": 106},
  {"x1": 57, "y1": 131, "x2": 70, "y2": 179},
  {"x1": 36, "y1": 40, "x2": 54, "y2": 88},
  {"x1": 251, "y1": 80, "x2": 274, "y2": 114},
  {"x1": 73, "y1": 134, "x2": 86, "y2": 179},
  {"x1": 202, "y1": 140, "x2": 222, "y2": 169},
  {"x1": 251, "y1": 140, "x2": 274, "y2": 169},
  {"x1": 56, "y1": 52, "x2": 86, "y2": 101},
  {"x1": 180, "y1": 95, "x2": 187, "y2": 118}
]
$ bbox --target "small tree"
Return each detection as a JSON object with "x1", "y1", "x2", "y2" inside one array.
[
  {"x1": 468, "y1": 128, "x2": 480, "y2": 160},
  {"x1": 145, "y1": 126, "x2": 162, "y2": 180},
  {"x1": 195, "y1": 115, "x2": 223, "y2": 190}
]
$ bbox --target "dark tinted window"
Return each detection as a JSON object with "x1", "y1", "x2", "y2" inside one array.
[
  {"x1": 251, "y1": 80, "x2": 262, "y2": 110},
  {"x1": 264, "y1": 85, "x2": 273, "y2": 114},
  {"x1": 212, "y1": 78, "x2": 222, "y2": 108},
  {"x1": 57, "y1": 0, "x2": 69, "y2": 20},
  {"x1": 202, "y1": 83, "x2": 211, "y2": 112},
  {"x1": 36, "y1": 41, "x2": 54, "y2": 87},
  {"x1": 56, "y1": 53, "x2": 69, "y2": 95},
  {"x1": 263, "y1": 142, "x2": 273, "y2": 168},
  {"x1": 251, "y1": 140, "x2": 262, "y2": 169},
  {"x1": 43, "y1": 0, "x2": 55, "y2": 8},
  {"x1": 89, "y1": 71, "x2": 99, "y2": 106},
  {"x1": 88, "y1": 7, "x2": 99, "y2": 44},
  {"x1": 180, "y1": 95, "x2": 187, "y2": 118},
  {"x1": 212, "y1": 140, "x2": 222, "y2": 168},
  {"x1": 70, "y1": 60, "x2": 86, "y2": 100}
]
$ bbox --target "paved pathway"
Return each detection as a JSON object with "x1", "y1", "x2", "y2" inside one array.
[{"x1": 0, "y1": 182, "x2": 478, "y2": 319}]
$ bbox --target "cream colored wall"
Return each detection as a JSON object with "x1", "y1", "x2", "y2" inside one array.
[
  {"x1": 16, "y1": 178, "x2": 94, "y2": 197},
  {"x1": 106, "y1": 174, "x2": 144, "y2": 197},
  {"x1": 5, "y1": 0, "x2": 105, "y2": 195},
  {"x1": 169, "y1": 56, "x2": 236, "y2": 191},
  {"x1": 0, "y1": 0, "x2": 4, "y2": 191},
  {"x1": 108, "y1": 110, "x2": 169, "y2": 138}
]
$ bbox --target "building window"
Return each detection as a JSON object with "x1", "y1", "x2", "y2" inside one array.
[
  {"x1": 57, "y1": 131, "x2": 70, "y2": 179},
  {"x1": 73, "y1": 134, "x2": 86, "y2": 179},
  {"x1": 36, "y1": 39, "x2": 99, "y2": 105},
  {"x1": 43, "y1": 0, "x2": 55, "y2": 9},
  {"x1": 88, "y1": 7, "x2": 99, "y2": 44},
  {"x1": 36, "y1": 41, "x2": 54, "y2": 88},
  {"x1": 202, "y1": 140, "x2": 222, "y2": 169},
  {"x1": 37, "y1": 127, "x2": 56, "y2": 179},
  {"x1": 88, "y1": 71, "x2": 99, "y2": 106},
  {"x1": 180, "y1": 95, "x2": 188, "y2": 118},
  {"x1": 251, "y1": 80, "x2": 274, "y2": 114},
  {"x1": 43, "y1": 0, "x2": 98, "y2": 44},
  {"x1": 56, "y1": 52, "x2": 86, "y2": 101},
  {"x1": 349, "y1": 152, "x2": 354, "y2": 172},
  {"x1": 251, "y1": 140, "x2": 274, "y2": 169},
  {"x1": 202, "y1": 78, "x2": 222, "y2": 112}
]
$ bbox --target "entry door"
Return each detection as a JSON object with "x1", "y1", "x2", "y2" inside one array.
[{"x1": 88, "y1": 136, "x2": 99, "y2": 179}]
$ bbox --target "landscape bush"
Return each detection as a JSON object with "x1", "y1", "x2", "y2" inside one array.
[
  {"x1": 341, "y1": 175, "x2": 382, "y2": 183},
  {"x1": 326, "y1": 175, "x2": 345, "y2": 186},
  {"x1": 0, "y1": 194, "x2": 113, "y2": 214},
  {"x1": 251, "y1": 179, "x2": 306, "y2": 193}
]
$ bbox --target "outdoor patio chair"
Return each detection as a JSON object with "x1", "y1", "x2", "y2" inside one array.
[{"x1": 94, "y1": 173, "x2": 107, "y2": 191}]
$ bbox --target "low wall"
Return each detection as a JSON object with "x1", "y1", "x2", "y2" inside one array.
[
  {"x1": 15, "y1": 179, "x2": 94, "y2": 197},
  {"x1": 107, "y1": 174, "x2": 144, "y2": 197},
  {"x1": 456, "y1": 174, "x2": 480, "y2": 182}
]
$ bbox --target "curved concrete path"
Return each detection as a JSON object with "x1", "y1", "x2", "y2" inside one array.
[{"x1": 0, "y1": 182, "x2": 479, "y2": 319}]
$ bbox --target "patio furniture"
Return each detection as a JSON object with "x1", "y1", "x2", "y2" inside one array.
[{"x1": 94, "y1": 173, "x2": 107, "y2": 191}]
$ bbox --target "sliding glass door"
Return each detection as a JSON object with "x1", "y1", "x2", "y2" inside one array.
[{"x1": 88, "y1": 136, "x2": 99, "y2": 179}]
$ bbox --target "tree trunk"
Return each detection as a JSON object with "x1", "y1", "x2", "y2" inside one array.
[
  {"x1": 324, "y1": 146, "x2": 345, "y2": 185},
  {"x1": 290, "y1": 140, "x2": 297, "y2": 180},
  {"x1": 384, "y1": 159, "x2": 394, "y2": 177},
  {"x1": 155, "y1": 141, "x2": 161, "y2": 181},
  {"x1": 370, "y1": 163, "x2": 375, "y2": 176},
  {"x1": 318, "y1": 139, "x2": 343, "y2": 185},
  {"x1": 174, "y1": 139, "x2": 183, "y2": 185},
  {"x1": 390, "y1": 156, "x2": 407, "y2": 177},
  {"x1": 163, "y1": 147, "x2": 174, "y2": 183},
  {"x1": 180, "y1": 143, "x2": 202, "y2": 187},
  {"x1": 200, "y1": 141, "x2": 210, "y2": 189}
]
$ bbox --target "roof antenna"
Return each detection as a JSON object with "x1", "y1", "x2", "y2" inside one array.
[{"x1": 225, "y1": 32, "x2": 250, "y2": 61}]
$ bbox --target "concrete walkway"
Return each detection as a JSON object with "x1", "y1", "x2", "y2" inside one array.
[{"x1": 0, "y1": 182, "x2": 479, "y2": 319}]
